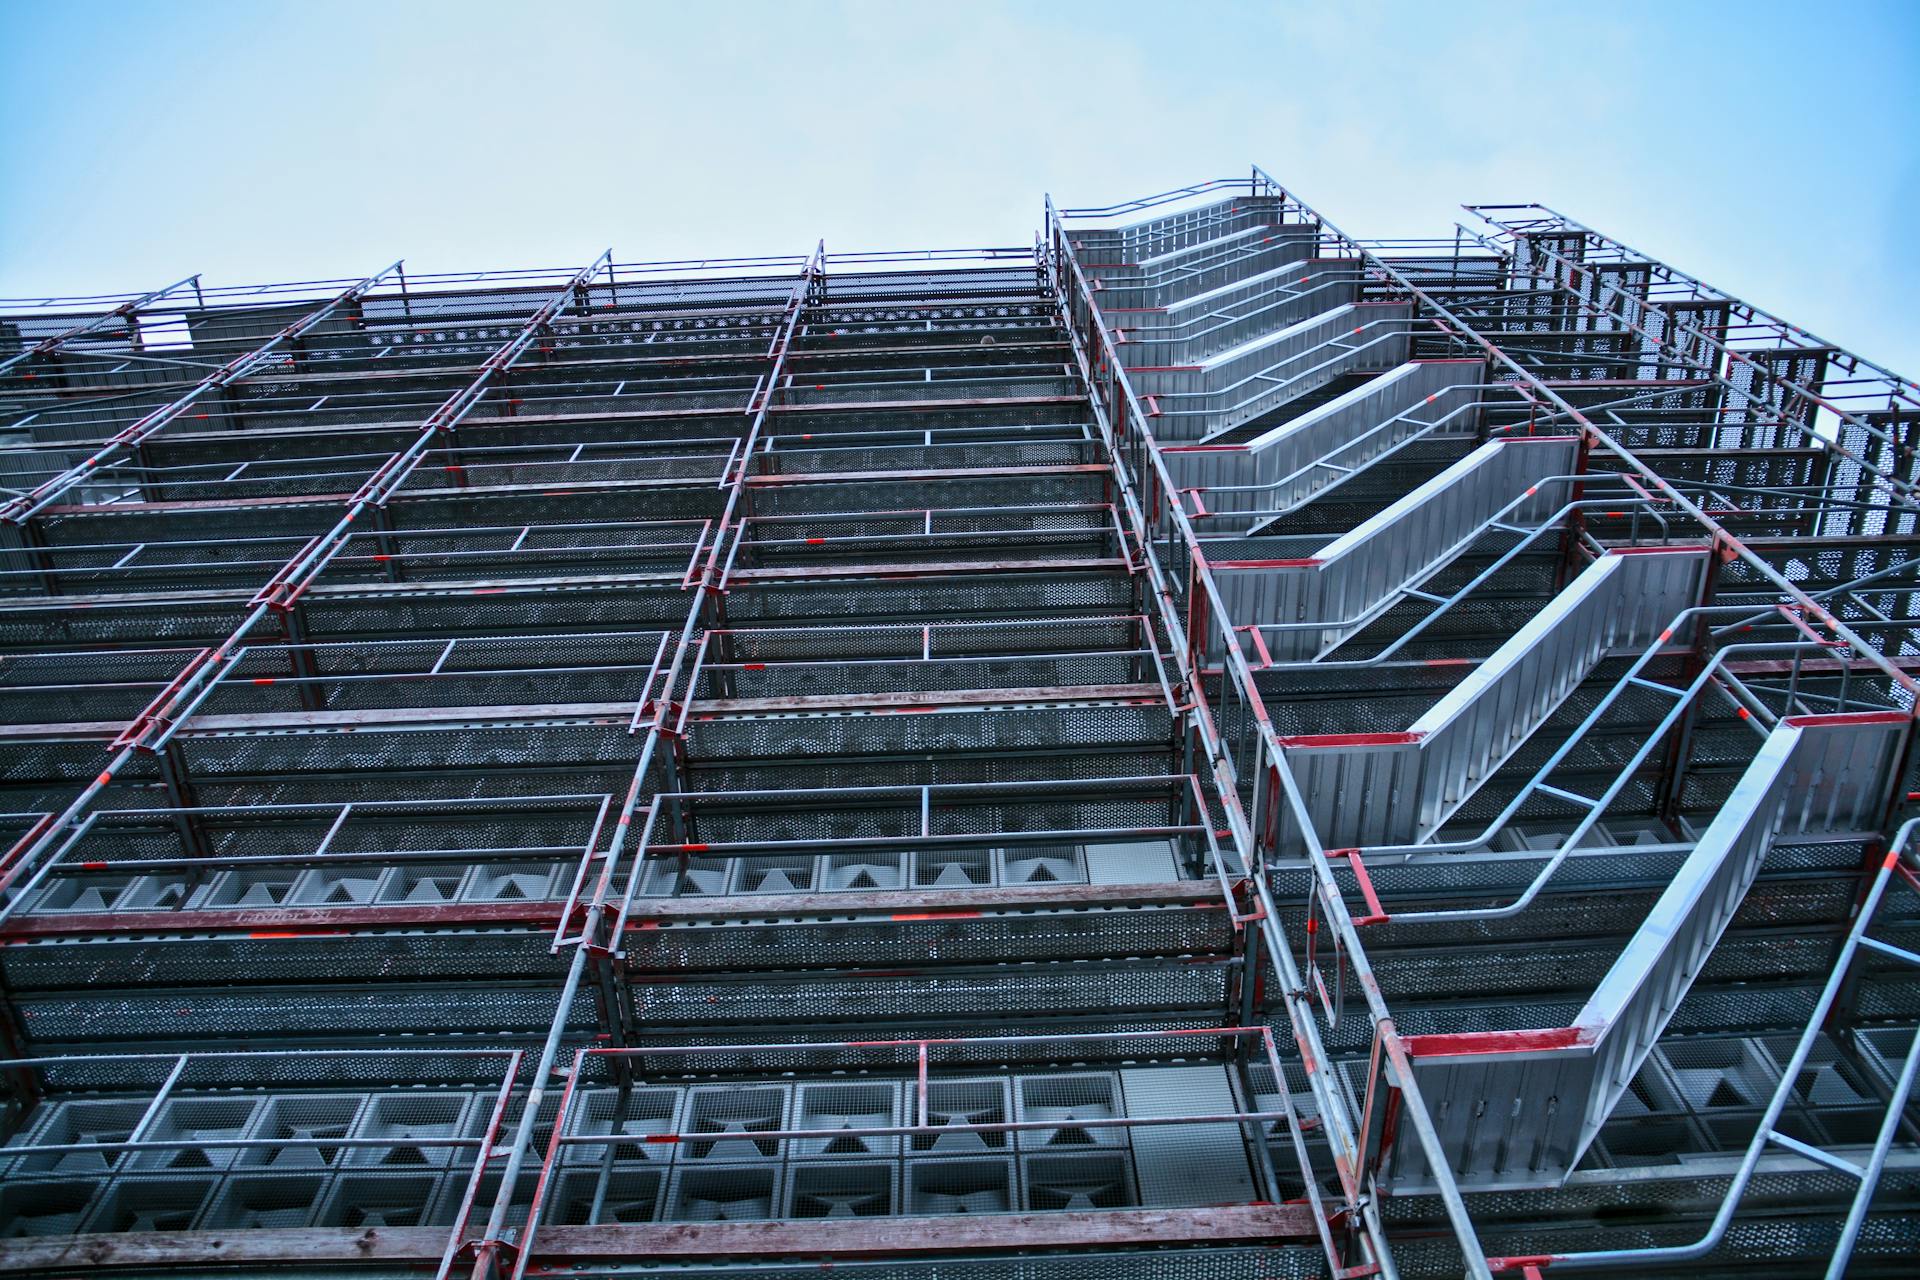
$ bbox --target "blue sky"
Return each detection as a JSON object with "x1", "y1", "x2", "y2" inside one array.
[{"x1": 3, "y1": 1, "x2": 1916, "y2": 373}]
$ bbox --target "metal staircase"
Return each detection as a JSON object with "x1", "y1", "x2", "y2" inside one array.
[
  {"x1": 1385, "y1": 710, "x2": 1906, "y2": 1192},
  {"x1": 1209, "y1": 434, "x2": 1580, "y2": 660},
  {"x1": 1130, "y1": 301, "x2": 1415, "y2": 441},
  {"x1": 1164, "y1": 357, "x2": 1483, "y2": 522},
  {"x1": 1278, "y1": 547, "x2": 1708, "y2": 849}
]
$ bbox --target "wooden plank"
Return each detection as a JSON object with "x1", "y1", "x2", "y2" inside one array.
[
  {"x1": 725, "y1": 556, "x2": 1125, "y2": 582},
  {"x1": 0, "y1": 1206, "x2": 1315, "y2": 1272},
  {"x1": 689, "y1": 683, "x2": 1162, "y2": 716},
  {"x1": 0, "y1": 881, "x2": 1225, "y2": 941}
]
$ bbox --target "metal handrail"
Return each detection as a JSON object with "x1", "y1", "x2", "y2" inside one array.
[{"x1": 1485, "y1": 820, "x2": 1920, "y2": 1276}]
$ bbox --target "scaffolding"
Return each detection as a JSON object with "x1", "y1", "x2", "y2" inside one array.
[{"x1": 0, "y1": 168, "x2": 1915, "y2": 1279}]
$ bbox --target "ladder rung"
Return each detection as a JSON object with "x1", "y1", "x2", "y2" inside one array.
[
  {"x1": 1623, "y1": 676, "x2": 1687, "y2": 697},
  {"x1": 1534, "y1": 784, "x2": 1600, "y2": 809},
  {"x1": 1766, "y1": 1129, "x2": 1865, "y2": 1178},
  {"x1": 1859, "y1": 935, "x2": 1920, "y2": 969}
]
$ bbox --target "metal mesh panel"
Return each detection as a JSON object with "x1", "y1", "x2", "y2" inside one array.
[
  {"x1": 513, "y1": 1250, "x2": 1327, "y2": 1280},
  {"x1": 627, "y1": 961, "x2": 1231, "y2": 1028}
]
